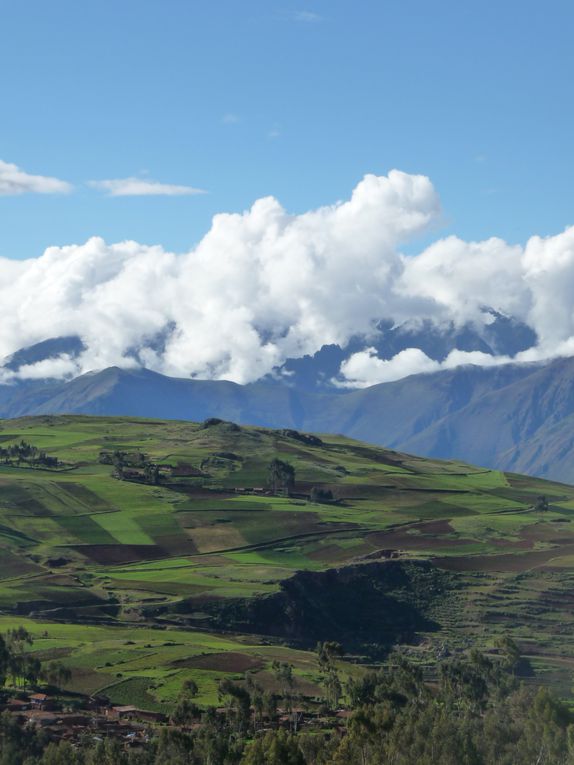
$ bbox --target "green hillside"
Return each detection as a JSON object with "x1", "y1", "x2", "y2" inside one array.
[{"x1": 2, "y1": 414, "x2": 574, "y2": 704}]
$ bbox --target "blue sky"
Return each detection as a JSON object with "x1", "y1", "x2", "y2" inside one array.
[{"x1": 1, "y1": 0, "x2": 573, "y2": 260}]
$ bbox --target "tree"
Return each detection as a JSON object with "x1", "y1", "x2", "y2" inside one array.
[
  {"x1": 218, "y1": 678, "x2": 251, "y2": 734},
  {"x1": 193, "y1": 706, "x2": 244, "y2": 764},
  {"x1": 272, "y1": 661, "x2": 296, "y2": 719},
  {"x1": 324, "y1": 672, "x2": 342, "y2": 709},
  {"x1": 246, "y1": 673, "x2": 265, "y2": 731},
  {"x1": 6, "y1": 626, "x2": 34, "y2": 687},
  {"x1": 41, "y1": 741, "x2": 79, "y2": 765},
  {"x1": 112, "y1": 450, "x2": 125, "y2": 479},
  {"x1": 181, "y1": 678, "x2": 198, "y2": 698},
  {"x1": 268, "y1": 459, "x2": 295, "y2": 496},
  {"x1": 85, "y1": 739, "x2": 129, "y2": 765},
  {"x1": 153, "y1": 728, "x2": 194, "y2": 765},
  {"x1": 495, "y1": 635, "x2": 522, "y2": 673},
  {"x1": 144, "y1": 462, "x2": 160, "y2": 485},
  {"x1": 241, "y1": 730, "x2": 305, "y2": 765},
  {"x1": 42, "y1": 661, "x2": 72, "y2": 690},
  {"x1": 316, "y1": 641, "x2": 343, "y2": 669},
  {"x1": 6, "y1": 626, "x2": 33, "y2": 654},
  {"x1": 309, "y1": 487, "x2": 334, "y2": 504},
  {"x1": 316, "y1": 642, "x2": 344, "y2": 711},
  {"x1": 172, "y1": 678, "x2": 200, "y2": 726},
  {"x1": 0, "y1": 635, "x2": 9, "y2": 688}
]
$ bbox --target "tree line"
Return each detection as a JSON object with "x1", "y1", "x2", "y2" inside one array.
[
  {"x1": 3, "y1": 636, "x2": 574, "y2": 764},
  {"x1": 0, "y1": 441, "x2": 59, "y2": 469}
]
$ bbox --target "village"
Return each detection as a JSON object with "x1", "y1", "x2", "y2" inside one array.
[
  {"x1": 0, "y1": 685, "x2": 352, "y2": 755},
  {"x1": 1, "y1": 689, "x2": 163, "y2": 751}
]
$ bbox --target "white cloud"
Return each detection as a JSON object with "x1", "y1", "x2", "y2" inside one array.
[
  {"x1": 293, "y1": 11, "x2": 322, "y2": 22},
  {"x1": 0, "y1": 170, "x2": 439, "y2": 383},
  {"x1": 397, "y1": 235, "x2": 528, "y2": 325},
  {"x1": 0, "y1": 159, "x2": 72, "y2": 196},
  {"x1": 337, "y1": 346, "x2": 543, "y2": 388},
  {"x1": 2, "y1": 168, "x2": 574, "y2": 387},
  {"x1": 222, "y1": 113, "x2": 240, "y2": 124},
  {"x1": 338, "y1": 347, "x2": 441, "y2": 387},
  {"x1": 0, "y1": 354, "x2": 81, "y2": 384},
  {"x1": 89, "y1": 177, "x2": 206, "y2": 197}
]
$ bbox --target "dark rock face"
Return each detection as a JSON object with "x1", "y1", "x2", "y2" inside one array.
[{"x1": 182, "y1": 560, "x2": 450, "y2": 656}]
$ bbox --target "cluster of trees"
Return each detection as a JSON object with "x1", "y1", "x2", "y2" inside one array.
[
  {"x1": 0, "y1": 441, "x2": 59, "y2": 469},
  {"x1": 267, "y1": 460, "x2": 335, "y2": 503},
  {"x1": 99, "y1": 451, "x2": 161, "y2": 485},
  {"x1": 0, "y1": 627, "x2": 71, "y2": 692},
  {"x1": 535, "y1": 495, "x2": 550, "y2": 512},
  {"x1": 0, "y1": 627, "x2": 40, "y2": 688},
  {"x1": 309, "y1": 488, "x2": 334, "y2": 505},
  {"x1": 172, "y1": 667, "x2": 295, "y2": 735},
  {"x1": 268, "y1": 459, "x2": 295, "y2": 496},
  {"x1": 4, "y1": 638, "x2": 574, "y2": 764},
  {"x1": 326, "y1": 648, "x2": 574, "y2": 765}
]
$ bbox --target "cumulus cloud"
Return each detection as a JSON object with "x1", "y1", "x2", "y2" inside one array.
[
  {"x1": 1, "y1": 168, "x2": 574, "y2": 387},
  {"x1": 397, "y1": 236, "x2": 528, "y2": 325},
  {"x1": 0, "y1": 159, "x2": 72, "y2": 195},
  {"x1": 336, "y1": 345, "x2": 555, "y2": 388},
  {"x1": 89, "y1": 177, "x2": 206, "y2": 197},
  {"x1": 337, "y1": 347, "x2": 523, "y2": 388},
  {"x1": 338, "y1": 348, "x2": 442, "y2": 387}
]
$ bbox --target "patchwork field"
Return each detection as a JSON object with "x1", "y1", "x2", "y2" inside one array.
[
  {"x1": 0, "y1": 614, "x2": 332, "y2": 711},
  {"x1": 1, "y1": 414, "x2": 574, "y2": 703}
]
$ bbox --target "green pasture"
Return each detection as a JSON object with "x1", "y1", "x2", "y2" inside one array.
[
  {"x1": 0, "y1": 614, "x2": 331, "y2": 710},
  {"x1": 2, "y1": 415, "x2": 574, "y2": 698}
]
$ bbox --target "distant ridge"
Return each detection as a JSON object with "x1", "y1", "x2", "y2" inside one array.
[{"x1": 2, "y1": 354, "x2": 574, "y2": 482}]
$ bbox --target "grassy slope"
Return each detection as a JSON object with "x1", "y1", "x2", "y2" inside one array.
[
  {"x1": 2, "y1": 414, "x2": 574, "y2": 701},
  {"x1": 0, "y1": 614, "x2": 332, "y2": 710}
]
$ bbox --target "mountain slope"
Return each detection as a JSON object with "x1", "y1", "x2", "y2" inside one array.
[
  {"x1": 401, "y1": 357, "x2": 574, "y2": 482},
  {"x1": 2, "y1": 318, "x2": 574, "y2": 481},
  {"x1": 1, "y1": 415, "x2": 574, "y2": 686},
  {"x1": 4, "y1": 358, "x2": 573, "y2": 479},
  {"x1": 313, "y1": 363, "x2": 541, "y2": 447}
]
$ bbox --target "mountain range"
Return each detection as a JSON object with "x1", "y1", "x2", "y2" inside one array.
[{"x1": 1, "y1": 320, "x2": 573, "y2": 482}]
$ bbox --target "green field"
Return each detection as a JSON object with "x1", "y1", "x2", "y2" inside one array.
[
  {"x1": 2, "y1": 414, "x2": 574, "y2": 703},
  {"x1": 0, "y1": 615, "x2": 329, "y2": 710}
]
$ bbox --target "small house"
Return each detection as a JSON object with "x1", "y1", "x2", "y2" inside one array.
[
  {"x1": 107, "y1": 705, "x2": 138, "y2": 720},
  {"x1": 29, "y1": 693, "x2": 56, "y2": 711}
]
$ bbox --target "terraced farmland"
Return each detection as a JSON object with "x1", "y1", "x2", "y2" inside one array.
[
  {"x1": 1, "y1": 414, "x2": 574, "y2": 703},
  {"x1": 0, "y1": 614, "x2": 332, "y2": 711}
]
